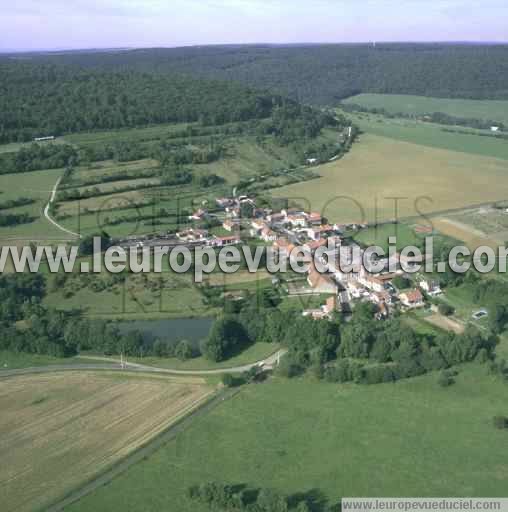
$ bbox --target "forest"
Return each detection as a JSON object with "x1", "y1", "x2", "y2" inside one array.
[
  {"x1": 5, "y1": 43, "x2": 508, "y2": 107},
  {"x1": 0, "y1": 61, "x2": 302, "y2": 143}
]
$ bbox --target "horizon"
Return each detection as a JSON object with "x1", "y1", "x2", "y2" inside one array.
[
  {"x1": 3, "y1": 40, "x2": 508, "y2": 54},
  {"x1": 2, "y1": 0, "x2": 507, "y2": 51}
]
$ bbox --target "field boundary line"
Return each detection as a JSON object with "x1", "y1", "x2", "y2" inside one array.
[{"x1": 43, "y1": 386, "x2": 241, "y2": 512}]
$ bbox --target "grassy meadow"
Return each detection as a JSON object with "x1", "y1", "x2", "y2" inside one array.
[
  {"x1": 0, "y1": 168, "x2": 66, "y2": 241},
  {"x1": 271, "y1": 134, "x2": 508, "y2": 224},
  {"x1": 0, "y1": 372, "x2": 212, "y2": 512},
  {"x1": 125, "y1": 342, "x2": 279, "y2": 371},
  {"x1": 343, "y1": 112, "x2": 508, "y2": 160},
  {"x1": 343, "y1": 94, "x2": 508, "y2": 125},
  {"x1": 67, "y1": 364, "x2": 508, "y2": 512}
]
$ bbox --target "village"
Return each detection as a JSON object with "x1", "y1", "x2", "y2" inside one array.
[{"x1": 118, "y1": 193, "x2": 444, "y2": 323}]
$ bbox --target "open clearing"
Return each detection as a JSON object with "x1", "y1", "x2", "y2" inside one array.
[
  {"x1": 424, "y1": 313, "x2": 465, "y2": 334},
  {"x1": 68, "y1": 364, "x2": 508, "y2": 512},
  {"x1": 271, "y1": 134, "x2": 508, "y2": 224},
  {"x1": 0, "y1": 372, "x2": 212, "y2": 512},
  {"x1": 343, "y1": 94, "x2": 508, "y2": 125}
]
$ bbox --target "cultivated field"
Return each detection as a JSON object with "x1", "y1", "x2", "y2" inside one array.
[
  {"x1": 271, "y1": 134, "x2": 508, "y2": 224},
  {"x1": 343, "y1": 112, "x2": 508, "y2": 160},
  {"x1": 0, "y1": 371, "x2": 212, "y2": 512},
  {"x1": 343, "y1": 94, "x2": 508, "y2": 125},
  {"x1": 424, "y1": 313, "x2": 465, "y2": 334},
  {"x1": 67, "y1": 364, "x2": 508, "y2": 512},
  {"x1": 431, "y1": 217, "x2": 501, "y2": 250}
]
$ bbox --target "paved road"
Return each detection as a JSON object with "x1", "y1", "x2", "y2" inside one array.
[{"x1": 43, "y1": 176, "x2": 81, "y2": 239}]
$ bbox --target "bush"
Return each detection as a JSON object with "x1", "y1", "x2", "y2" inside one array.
[
  {"x1": 221, "y1": 373, "x2": 236, "y2": 387},
  {"x1": 275, "y1": 357, "x2": 303, "y2": 379},
  {"x1": 174, "y1": 339, "x2": 194, "y2": 361},
  {"x1": 493, "y1": 416, "x2": 508, "y2": 429},
  {"x1": 438, "y1": 303, "x2": 455, "y2": 317},
  {"x1": 438, "y1": 370, "x2": 455, "y2": 387}
]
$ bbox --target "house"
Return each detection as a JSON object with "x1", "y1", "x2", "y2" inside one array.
[
  {"x1": 226, "y1": 206, "x2": 241, "y2": 218},
  {"x1": 306, "y1": 158, "x2": 318, "y2": 165},
  {"x1": 286, "y1": 214, "x2": 308, "y2": 228},
  {"x1": 371, "y1": 290, "x2": 392, "y2": 305},
  {"x1": 419, "y1": 279, "x2": 442, "y2": 296},
  {"x1": 260, "y1": 227, "x2": 278, "y2": 242},
  {"x1": 399, "y1": 289, "x2": 425, "y2": 309},
  {"x1": 307, "y1": 265, "x2": 339, "y2": 294},
  {"x1": 273, "y1": 238, "x2": 296, "y2": 258},
  {"x1": 216, "y1": 198, "x2": 235, "y2": 209},
  {"x1": 302, "y1": 296, "x2": 339, "y2": 320},
  {"x1": 491, "y1": 126, "x2": 500, "y2": 132},
  {"x1": 303, "y1": 238, "x2": 327, "y2": 253},
  {"x1": 251, "y1": 219, "x2": 266, "y2": 231},
  {"x1": 267, "y1": 212, "x2": 286, "y2": 224},
  {"x1": 346, "y1": 280, "x2": 365, "y2": 299},
  {"x1": 308, "y1": 224, "x2": 334, "y2": 240},
  {"x1": 358, "y1": 272, "x2": 386, "y2": 293},
  {"x1": 189, "y1": 208, "x2": 208, "y2": 221},
  {"x1": 208, "y1": 235, "x2": 241, "y2": 247},
  {"x1": 223, "y1": 219, "x2": 240, "y2": 232},
  {"x1": 307, "y1": 212, "x2": 322, "y2": 225},
  {"x1": 176, "y1": 228, "x2": 208, "y2": 242}
]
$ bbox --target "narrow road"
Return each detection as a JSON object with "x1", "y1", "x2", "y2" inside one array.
[
  {"x1": 0, "y1": 349, "x2": 287, "y2": 510},
  {"x1": 0, "y1": 349, "x2": 287, "y2": 379},
  {"x1": 76, "y1": 348, "x2": 287, "y2": 375},
  {"x1": 44, "y1": 176, "x2": 82, "y2": 239}
]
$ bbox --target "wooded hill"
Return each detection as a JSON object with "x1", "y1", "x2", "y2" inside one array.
[
  {"x1": 0, "y1": 61, "x2": 334, "y2": 143},
  {"x1": 8, "y1": 43, "x2": 508, "y2": 106}
]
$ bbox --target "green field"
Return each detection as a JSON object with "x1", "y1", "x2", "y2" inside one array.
[
  {"x1": 67, "y1": 364, "x2": 508, "y2": 512},
  {"x1": 43, "y1": 271, "x2": 212, "y2": 319},
  {"x1": 0, "y1": 168, "x2": 66, "y2": 240},
  {"x1": 271, "y1": 134, "x2": 508, "y2": 224},
  {"x1": 354, "y1": 223, "x2": 422, "y2": 251},
  {"x1": 344, "y1": 94, "x2": 508, "y2": 125},
  {"x1": 0, "y1": 351, "x2": 95, "y2": 370},
  {"x1": 343, "y1": 113, "x2": 508, "y2": 160},
  {"x1": 124, "y1": 342, "x2": 279, "y2": 371}
]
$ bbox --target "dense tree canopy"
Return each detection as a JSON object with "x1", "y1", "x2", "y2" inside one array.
[
  {"x1": 0, "y1": 61, "x2": 327, "y2": 143},
  {"x1": 11, "y1": 43, "x2": 508, "y2": 106}
]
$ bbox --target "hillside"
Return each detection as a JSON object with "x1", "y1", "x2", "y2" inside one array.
[{"x1": 8, "y1": 43, "x2": 508, "y2": 106}]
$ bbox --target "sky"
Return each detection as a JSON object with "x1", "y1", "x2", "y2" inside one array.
[{"x1": 1, "y1": 0, "x2": 507, "y2": 51}]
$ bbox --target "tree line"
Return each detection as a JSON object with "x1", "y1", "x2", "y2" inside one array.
[{"x1": 20, "y1": 44, "x2": 508, "y2": 106}]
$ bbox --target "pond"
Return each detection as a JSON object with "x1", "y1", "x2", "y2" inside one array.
[{"x1": 116, "y1": 317, "x2": 213, "y2": 347}]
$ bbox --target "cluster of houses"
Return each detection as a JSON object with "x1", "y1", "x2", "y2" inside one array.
[
  {"x1": 181, "y1": 194, "x2": 444, "y2": 322},
  {"x1": 304, "y1": 242, "x2": 443, "y2": 320}
]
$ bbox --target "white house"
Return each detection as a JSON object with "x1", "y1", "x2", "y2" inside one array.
[{"x1": 419, "y1": 279, "x2": 442, "y2": 296}]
